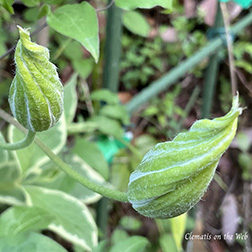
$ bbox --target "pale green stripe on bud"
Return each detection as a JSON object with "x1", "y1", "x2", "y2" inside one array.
[
  {"x1": 8, "y1": 26, "x2": 64, "y2": 132},
  {"x1": 127, "y1": 95, "x2": 242, "y2": 218}
]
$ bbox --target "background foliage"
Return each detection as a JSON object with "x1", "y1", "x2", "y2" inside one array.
[{"x1": 0, "y1": 0, "x2": 252, "y2": 251}]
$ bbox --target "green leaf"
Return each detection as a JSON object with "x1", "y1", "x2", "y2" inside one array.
[
  {"x1": 46, "y1": 154, "x2": 105, "y2": 204},
  {"x1": 0, "y1": 232, "x2": 67, "y2": 252},
  {"x1": 90, "y1": 89, "x2": 119, "y2": 105},
  {"x1": 25, "y1": 186, "x2": 98, "y2": 251},
  {"x1": 63, "y1": 40, "x2": 82, "y2": 61},
  {"x1": 0, "y1": 158, "x2": 21, "y2": 183},
  {"x1": 100, "y1": 104, "x2": 130, "y2": 125},
  {"x1": 235, "y1": 60, "x2": 252, "y2": 74},
  {"x1": 73, "y1": 58, "x2": 94, "y2": 79},
  {"x1": 92, "y1": 241, "x2": 108, "y2": 252},
  {"x1": 9, "y1": 114, "x2": 67, "y2": 175},
  {"x1": 110, "y1": 236, "x2": 149, "y2": 252},
  {"x1": 115, "y1": 0, "x2": 172, "y2": 10},
  {"x1": 0, "y1": 133, "x2": 8, "y2": 162},
  {"x1": 0, "y1": 28, "x2": 8, "y2": 56},
  {"x1": 47, "y1": 2, "x2": 99, "y2": 62},
  {"x1": 0, "y1": 206, "x2": 53, "y2": 236},
  {"x1": 141, "y1": 105, "x2": 159, "y2": 116},
  {"x1": 24, "y1": 161, "x2": 59, "y2": 185},
  {"x1": 119, "y1": 216, "x2": 142, "y2": 231},
  {"x1": 38, "y1": 4, "x2": 50, "y2": 19},
  {"x1": 21, "y1": 0, "x2": 40, "y2": 7},
  {"x1": 0, "y1": 184, "x2": 27, "y2": 206},
  {"x1": 72, "y1": 137, "x2": 109, "y2": 180},
  {"x1": 123, "y1": 11, "x2": 150, "y2": 37},
  {"x1": 41, "y1": 0, "x2": 63, "y2": 4},
  {"x1": 111, "y1": 151, "x2": 131, "y2": 191},
  {"x1": 2, "y1": 0, "x2": 14, "y2": 14},
  {"x1": 0, "y1": 133, "x2": 25, "y2": 205},
  {"x1": 64, "y1": 73, "x2": 78, "y2": 124},
  {"x1": 89, "y1": 115, "x2": 124, "y2": 138},
  {"x1": 24, "y1": 7, "x2": 39, "y2": 22},
  {"x1": 111, "y1": 229, "x2": 129, "y2": 245}
]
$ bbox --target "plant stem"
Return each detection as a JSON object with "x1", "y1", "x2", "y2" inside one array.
[
  {"x1": 0, "y1": 109, "x2": 129, "y2": 202},
  {"x1": 100, "y1": 4, "x2": 123, "y2": 234},
  {"x1": 34, "y1": 137, "x2": 129, "y2": 202},
  {"x1": 220, "y1": 2, "x2": 238, "y2": 96},
  {"x1": 102, "y1": 0, "x2": 122, "y2": 92},
  {"x1": 0, "y1": 130, "x2": 36, "y2": 150},
  {"x1": 201, "y1": 4, "x2": 223, "y2": 118}
]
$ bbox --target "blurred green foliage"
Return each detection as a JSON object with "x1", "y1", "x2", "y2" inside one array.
[
  {"x1": 120, "y1": 15, "x2": 208, "y2": 90},
  {"x1": 0, "y1": 0, "x2": 252, "y2": 251}
]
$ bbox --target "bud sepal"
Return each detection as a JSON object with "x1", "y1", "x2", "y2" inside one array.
[
  {"x1": 127, "y1": 95, "x2": 242, "y2": 218},
  {"x1": 8, "y1": 26, "x2": 64, "y2": 132}
]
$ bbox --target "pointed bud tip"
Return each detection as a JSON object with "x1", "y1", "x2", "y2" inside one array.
[
  {"x1": 17, "y1": 25, "x2": 30, "y2": 33},
  {"x1": 232, "y1": 92, "x2": 244, "y2": 116}
]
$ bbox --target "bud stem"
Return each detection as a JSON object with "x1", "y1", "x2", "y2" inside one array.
[
  {"x1": 0, "y1": 130, "x2": 36, "y2": 150},
  {"x1": 35, "y1": 137, "x2": 129, "y2": 202},
  {"x1": 0, "y1": 108, "x2": 129, "y2": 202}
]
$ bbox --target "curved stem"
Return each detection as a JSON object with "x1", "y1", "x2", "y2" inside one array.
[
  {"x1": 0, "y1": 130, "x2": 36, "y2": 150},
  {"x1": 34, "y1": 137, "x2": 129, "y2": 202},
  {"x1": 0, "y1": 109, "x2": 129, "y2": 202}
]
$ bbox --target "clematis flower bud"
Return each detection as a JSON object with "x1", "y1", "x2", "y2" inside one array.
[
  {"x1": 127, "y1": 95, "x2": 242, "y2": 218},
  {"x1": 8, "y1": 26, "x2": 64, "y2": 132}
]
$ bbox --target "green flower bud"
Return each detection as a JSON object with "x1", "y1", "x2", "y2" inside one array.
[
  {"x1": 127, "y1": 95, "x2": 242, "y2": 219},
  {"x1": 8, "y1": 26, "x2": 64, "y2": 132}
]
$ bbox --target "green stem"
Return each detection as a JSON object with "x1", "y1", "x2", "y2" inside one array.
[
  {"x1": 201, "y1": 4, "x2": 223, "y2": 118},
  {"x1": 0, "y1": 130, "x2": 36, "y2": 150},
  {"x1": 102, "y1": 1, "x2": 122, "y2": 92},
  {"x1": 35, "y1": 137, "x2": 128, "y2": 202},
  {"x1": 0, "y1": 109, "x2": 129, "y2": 202},
  {"x1": 214, "y1": 173, "x2": 228, "y2": 191}
]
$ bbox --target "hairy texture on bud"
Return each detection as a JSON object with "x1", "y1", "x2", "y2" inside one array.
[
  {"x1": 127, "y1": 96, "x2": 242, "y2": 219},
  {"x1": 8, "y1": 26, "x2": 64, "y2": 132}
]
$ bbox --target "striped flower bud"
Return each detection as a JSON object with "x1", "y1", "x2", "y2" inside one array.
[
  {"x1": 8, "y1": 26, "x2": 64, "y2": 132},
  {"x1": 128, "y1": 95, "x2": 242, "y2": 219}
]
